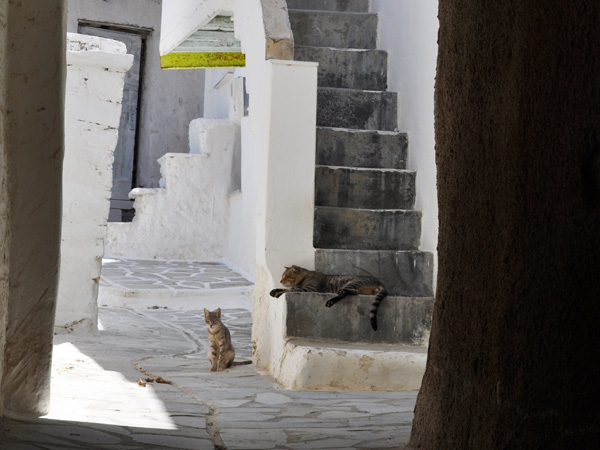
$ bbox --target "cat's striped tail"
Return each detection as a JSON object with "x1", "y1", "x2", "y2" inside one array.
[{"x1": 370, "y1": 288, "x2": 388, "y2": 331}]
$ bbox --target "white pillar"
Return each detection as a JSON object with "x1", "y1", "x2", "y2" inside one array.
[{"x1": 54, "y1": 33, "x2": 133, "y2": 334}]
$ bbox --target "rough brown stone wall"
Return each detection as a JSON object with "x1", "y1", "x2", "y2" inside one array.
[{"x1": 409, "y1": 1, "x2": 600, "y2": 448}]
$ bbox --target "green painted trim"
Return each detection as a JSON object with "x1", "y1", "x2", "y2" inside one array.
[{"x1": 160, "y1": 52, "x2": 246, "y2": 69}]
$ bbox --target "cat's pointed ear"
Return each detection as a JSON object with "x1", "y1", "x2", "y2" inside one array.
[
  {"x1": 292, "y1": 265, "x2": 299, "y2": 272},
  {"x1": 216, "y1": 308, "x2": 221, "y2": 317},
  {"x1": 284, "y1": 266, "x2": 290, "y2": 270},
  {"x1": 203, "y1": 308, "x2": 209, "y2": 317}
]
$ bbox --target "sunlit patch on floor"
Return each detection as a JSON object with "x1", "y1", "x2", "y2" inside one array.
[{"x1": 44, "y1": 342, "x2": 177, "y2": 430}]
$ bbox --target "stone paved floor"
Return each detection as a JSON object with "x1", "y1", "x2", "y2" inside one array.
[
  {"x1": 100, "y1": 259, "x2": 253, "y2": 291},
  {"x1": 0, "y1": 261, "x2": 417, "y2": 449},
  {"x1": 98, "y1": 259, "x2": 254, "y2": 310}
]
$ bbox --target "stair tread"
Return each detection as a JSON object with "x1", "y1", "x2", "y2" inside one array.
[
  {"x1": 289, "y1": 10, "x2": 378, "y2": 50},
  {"x1": 317, "y1": 164, "x2": 413, "y2": 173},
  {"x1": 315, "y1": 205, "x2": 417, "y2": 212},
  {"x1": 318, "y1": 86, "x2": 392, "y2": 94},
  {"x1": 289, "y1": 10, "x2": 377, "y2": 16},
  {"x1": 286, "y1": 0, "x2": 370, "y2": 13},
  {"x1": 295, "y1": 46, "x2": 387, "y2": 90},
  {"x1": 288, "y1": 338, "x2": 429, "y2": 354},
  {"x1": 318, "y1": 126, "x2": 404, "y2": 136}
]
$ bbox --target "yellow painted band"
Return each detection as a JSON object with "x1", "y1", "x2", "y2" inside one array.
[{"x1": 160, "y1": 52, "x2": 246, "y2": 69}]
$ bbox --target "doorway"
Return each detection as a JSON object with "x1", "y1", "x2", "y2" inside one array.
[{"x1": 79, "y1": 24, "x2": 144, "y2": 222}]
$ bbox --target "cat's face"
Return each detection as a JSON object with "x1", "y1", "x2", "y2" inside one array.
[
  {"x1": 204, "y1": 308, "x2": 221, "y2": 329},
  {"x1": 280, "y1": 265, "x2": 301, "y2": 287}
]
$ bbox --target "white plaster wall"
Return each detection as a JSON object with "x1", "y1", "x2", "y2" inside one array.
[
  {"x1": 67, "y1": 0, "x2": 205, "y2": 188},
  {"x1": 104, "y1": 118, "x2": 239, "y2": 260},
  {"x1": 234, "y1": 0, "x2": 317, "y2": 372},
  {"x1": 227, "y1": 117, "x2": 257, "y2": 280},
  {"x1": 56, "y1": 33, "x2": 133, "y2": 333},
  {"x1": 371, "y1": 0, "x2": 439, "y2": 291}
]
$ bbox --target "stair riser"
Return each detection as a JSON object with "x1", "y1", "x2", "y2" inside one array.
[
  {"x1": 289, "y1": 11, "x2": 378, "y2": 49},
  {"x1": 315, "y1": 249, "x2": 434, "y2": 297},
  {"x1": 295, "y1": 47, "x2": 387, "y2": 90},
  {"x1": 284, "y1": 293, "x2": 433, "y2": 344},
  {"x1": 287, "y1": 0, "x2": 370, "y2": 12},
  {"x1": 317, "y1": 88, "x2": 397, "y2": 131},
  {"x1": 316, "y1": 127, "x2": 407, "y2": 169},
  {"x1": 314, "y1": 207, "x2": 421, "y2": 250},
  {"x1": 315, "y1": 166, "x2": 415, "y2": 209}
]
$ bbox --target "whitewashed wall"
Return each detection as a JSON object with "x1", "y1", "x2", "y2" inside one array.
[
  {"x1": 67, "y1": 0, "x2": 205, "y2": 189},
  {"x1": 233, "y1": 0, "x2": 318, "y2": 373},
  {"x1": 371, "y1": 0, "x2": 439, "y2": 291},
  {"x1": 104, "y1": 146, "x2": 236, "y2": 261},
  {"x1": 55, "y1": 33, "x2": 133, "y2": 333}
]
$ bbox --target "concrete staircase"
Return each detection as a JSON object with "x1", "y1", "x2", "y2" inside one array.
[{"x1": 278, "y1": 0, "x2": 434, "y2": 390}]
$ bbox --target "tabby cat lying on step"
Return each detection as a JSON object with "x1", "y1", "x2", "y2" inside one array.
[
  {"x1": 203, "y1": 308, "x2": 252, "y2": 371},
  {"x1": 269, "y1": 265, "x2": 387, "y2": 331}
]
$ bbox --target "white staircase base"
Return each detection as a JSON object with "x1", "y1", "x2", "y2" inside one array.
[{"x1": 275, "y1": 339, "x2": 428, "y2": 391}]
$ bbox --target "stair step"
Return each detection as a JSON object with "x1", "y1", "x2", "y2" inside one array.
[
  {"x1": 284, "y1": 292, "x2": 433, "y2": 345},
  {"x1": 315, "y1": 166, "x2": 415, "y2": 209},
  {"x1": 314, "y1": 206, "x2": 421, "y2": 250},
  {"x1": 286, "y1": 0, "x2": 370, "y2": 12},
  {"x1": 316, "y1": 127, "x2": 407, "y2": 169},
  {"x1": 288, "y1": 10, "x2": 377, "y2": 49},
  {"x1": 317, "y1": 88, "x2": 397, "y2": 131},
  {"x1": 315, "y1": 249, "x2": 434, "y2": 297},
  {"x1": 278, "y1": 338, "x2": 427, "y2": 390},
  {"x1": 295, "y1": 46, "x2": 387, "y2": 90}
]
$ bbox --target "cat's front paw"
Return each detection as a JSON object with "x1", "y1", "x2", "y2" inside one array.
[
  {"x1": 326, "y1": 296, "x2": 340, "y2": 307},
  {"x1": 270, "y1": 289, "x2": 284, "y2": 298},
  {"x1": 210, "y1": 366, "x2": 217, "y2": 372}
]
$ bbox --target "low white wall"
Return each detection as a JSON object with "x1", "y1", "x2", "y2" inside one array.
[
  {"x1": 104, "y1": 118, "x2": 240, "y2": 261},
  {"x1": 371, "y1": 0, "x2": 439, "y2": 291},
  {"x1": 55, "y1": 33, "x2": 133, "y2": 333}
]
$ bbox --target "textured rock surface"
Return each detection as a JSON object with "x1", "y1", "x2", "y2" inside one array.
[
  {"x1": 409, "y1": 1, "x2": 600, "y2": 448},
  {"x1": 314, "y1": 206, "x2": 421, "y2": 250},
  {"x1": 316, "y1": 88, "x2": 398, "y2": 131},
  {"x1": 288, "y1": 10, "x2": 377, "y2": 49},
  {"x1": 316, "y1": 127, "x2": 408, "y2": 169},
  {"x1": 287, "y1": 0, "x2": 370, "y2": 12},
  {"x1": 315, "y1": 166, "x2": 415, "y2": 209},
  {"x1": 0, "y1": 0, "x2": 65, "y2": 419},
  {"x1": 295, "y1": 46, "x2": 388, "y2": 90},
  {"x1": 284, "y1": 293, "x2": 433, "y2": 344},
  {"x1": 316, "y1": 249, "x2": 434, "y2": 297}
]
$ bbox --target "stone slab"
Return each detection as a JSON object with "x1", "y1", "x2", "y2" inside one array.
[
  {"x1": 315, "y1": 166, "x2": 415, "y2": 209},
  {"x1": 295, "y1": 46, "x2": 387, "y2": 90},
  {"x1": 287, "y1": 0, "x2": 370, "y2": 12},
  {"x1": 315, "y1": 248, "x2": 434, "y2": 297},
  {"x1": 317, "y1": 87, "x2": 398, "y2": 131},
  {"x1": 314, "y1": 206, "x2": 422, "y2": 250},
  {"x1": 316, "y1": 127, "x2": 408, "y2": 170},
  {"x1": 284, "y1": 292, "x2": 434, "y2": 344},
  {"x1": 289, "y1": 10, "x2": 378, "y2": 49}
]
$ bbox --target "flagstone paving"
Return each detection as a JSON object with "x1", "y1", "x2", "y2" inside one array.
[
  {"x1": 0, "y1": 262, "x2": 418, "y2": 449},
  {"x1": 98, "y1": 259, "x2": 254, "y2": 310}
]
